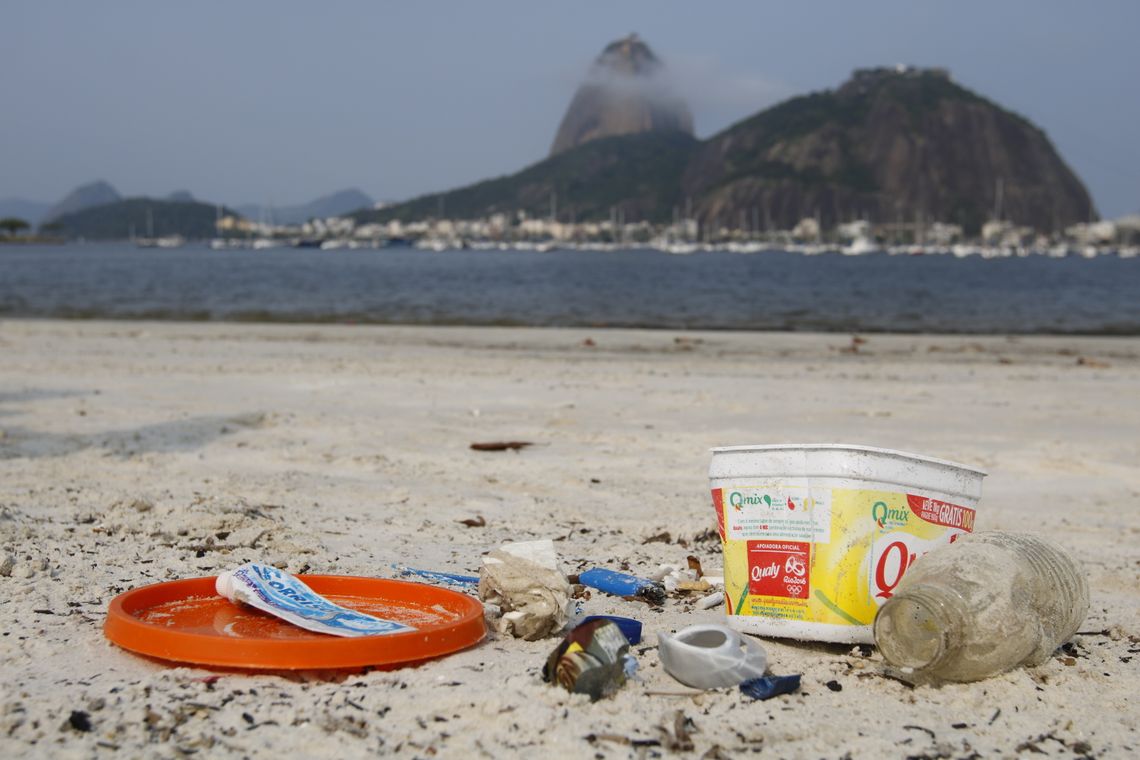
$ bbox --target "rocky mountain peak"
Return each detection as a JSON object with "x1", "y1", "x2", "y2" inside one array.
[
  {"x1": 595, "y1": 33, "x2": 660, "y2": 76},
  {"x1": 549, "y1": 34, "x2": 693, "y2": 157}
]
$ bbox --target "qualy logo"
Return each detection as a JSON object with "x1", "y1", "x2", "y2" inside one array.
[
  {"x1": 748, "y1": 541, "x2": 811, "y2": 600},
  {"x1": 870, "y1": 531, "x2": 963, "y2": 599}
]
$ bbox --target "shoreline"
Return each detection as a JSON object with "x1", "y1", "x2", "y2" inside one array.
[
  {"x1": 1, "y1": 320, "x2": 1137, "y2": 757},
  {"x1": 5, "y1": 314, "x2": 1140, "y2": 339}
]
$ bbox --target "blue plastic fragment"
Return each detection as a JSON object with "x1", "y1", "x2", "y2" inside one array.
[
  {"x1": 578, "y1": 568, "x2": 665, "y2": 603},
  {"x1": 393, "y1": 565, "x2": 479, "y2": 588},
  {"x1": 739, "y1": 674, "x2": 802, "y2": 700},
  {"x1": 581, "y1": 615, "x2": 643, "y2": 645}
]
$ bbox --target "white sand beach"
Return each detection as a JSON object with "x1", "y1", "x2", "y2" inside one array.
[{"x1": 1, "y1": 319, "x2": 1137, "y2": 757}]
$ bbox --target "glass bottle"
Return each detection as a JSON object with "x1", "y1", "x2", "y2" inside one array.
[{"x1": 873, "y1": 531, "x2": 1089, "y2": 683}]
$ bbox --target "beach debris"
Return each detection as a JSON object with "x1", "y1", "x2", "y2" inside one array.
[
  {"x1": 657, "y1": 624, "x2": 768, "y2": 689},
  {"x1": 579, "y1": 615, "x2": 643, "y2": 645},
  {"x1": 586, "y1": 734, "x2": 661, "y2": 749},
  {"x1": 393, "y1": 565, "x2": 479, "y2": 589},
  {"x1": 874, "y1": 531, "x2": 1088, "y2": 683},
  {"x1": 840, "y1": 335, "x2": 867, "y2": 354},
  {"x1": 739, "y1": 674, "x2": 802, "y2": 701},
  {"x1": 543, "y1": 619, "x2": 636, "y2": 701},
  {"x1": 105, "y1": 572, "x2": 485, "y2": 669},
  {"x1": 659, "y1": 710, "x2": 696, "y2": 752},
  {"x1": 479, "y1": 539, "x2": 571, "y2": 640},
  {"x1": 642, "y1": 530, "x2": 672, "y2": 544},
  {"x1": 581, "y1": 337, "x2": 596, "y2": 347},
  {"x1": 1076, "y1": 356, "x2": 1110, "y2": 368},
  {"x1": 65, "y1": 710, "x2": 93, "y2": 733},
  {"x1": 649, "y1": 559, "x2": 720, "y2": 596},
  {"x1": 697, "y1": 591, "x2": 725, "y2": 610},
  {"x1": 470, "y1": 441, "x2": 533, "y2": 451},
  {"x1": 578, "y1": 567, "x2": 666, "y2": 605},
  {"x1": 711, "y1": 444, "x2": 986, "y2": 642},
  {"x1": 217, "y1": 562, "x2": 413, "y2": 636},
  {"x1": 456, "y1": 516, "x2": 486, "y2": 528}
]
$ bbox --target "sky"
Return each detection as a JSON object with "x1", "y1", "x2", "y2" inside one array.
[{"x1": 3, "y1": 1, "x2": 1138, "y2": 217}]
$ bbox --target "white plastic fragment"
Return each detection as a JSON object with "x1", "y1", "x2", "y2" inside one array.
[
  {"x1": 657, "y1": 623, "x2": 768, "y2": 689},
  {"x1": 698, "y1": 591, "x2": 725, "y2": 610}
]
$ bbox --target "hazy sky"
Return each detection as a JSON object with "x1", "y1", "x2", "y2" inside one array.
[{"x1": 4, "y1": 1, "x2": 1138, "y2": 216}]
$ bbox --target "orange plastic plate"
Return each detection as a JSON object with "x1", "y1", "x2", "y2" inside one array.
[{"x1": 104, "y1": 574, "x2": 485, "y2": 670}]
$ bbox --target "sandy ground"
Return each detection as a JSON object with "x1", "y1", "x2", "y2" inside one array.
[{"x1": 1, "y1": 319, "x2": 1137, "y2": 759}]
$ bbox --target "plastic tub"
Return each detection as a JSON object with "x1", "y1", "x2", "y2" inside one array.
[{"x1": 709, "y1": 444, "x2": 986, "y2": 644}]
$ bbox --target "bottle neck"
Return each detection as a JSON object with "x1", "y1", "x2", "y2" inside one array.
[{"x1": 874, "y1": 585, "x2": 966, "y2": 674}]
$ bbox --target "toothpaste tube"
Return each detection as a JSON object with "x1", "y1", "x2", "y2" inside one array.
[{"x1": 215, "y1": 563, "x2": 413, "y2": 637}]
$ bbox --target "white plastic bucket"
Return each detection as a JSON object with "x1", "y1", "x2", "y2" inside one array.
[{"x1": 709, "y1": 444, "x2": 985, "y2": 644}]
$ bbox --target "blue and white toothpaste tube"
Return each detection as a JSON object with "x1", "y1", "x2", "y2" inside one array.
[{"x1": 215, "y1": 562, "x2": 413, "y2": 637}]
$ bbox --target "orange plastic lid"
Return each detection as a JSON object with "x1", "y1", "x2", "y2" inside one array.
[{"x1": 104, "y1": 574, "x2": 485, "y2": 670}]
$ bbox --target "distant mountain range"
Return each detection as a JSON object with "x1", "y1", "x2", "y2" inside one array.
[
  {"x1": 1, "y1": 182, "x2": 375, "y2": 239},
  {"x1": 356, "y1": 39, "x2": 1094, "y2": 235},
  {"x1": 51, "y1": 198, "x2": 243, "y2": 240},
  {"x1": 5, "y1": 36, "x2": 1097, "y2": 239}
]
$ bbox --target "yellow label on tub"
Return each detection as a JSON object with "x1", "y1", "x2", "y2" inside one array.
[{"x1": 713, "y1": 486, "x2": 975, "y2": 627}]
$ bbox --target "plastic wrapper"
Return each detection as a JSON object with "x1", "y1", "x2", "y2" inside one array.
[
  {"x1": 215, "y1": 562, "x2": 413, "y2": 637},
  {"x1": 479, "y1": 539, "x2": 571, "y2": 640},
  {"x1": 543, "y1": 619, "x2": 636, "y2": 701}
]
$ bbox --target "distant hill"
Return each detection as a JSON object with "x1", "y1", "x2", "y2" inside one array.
[
  {"x1": 52, "y1": 198, "x2": 241, "y2": 240},
  {"x1": 363, "y1": 65, "x2": 1093, "y2": 234},
  {"x1": 237, "y1": 188, "x2": 373, "y2": 226},
  {"x1": 166, "y1": 190, "x2": 195, "y2": 202},
  {"x1": 354, "y1": 131, "x2": 699, "y2": 225},
  {"x1": 682, "y1": 67, "x2": 1094, "y2": 233},
  {"x1": 0, "y1": 198, "x2": 52, "y2": 227},
  {"x1": 44, "y1": 180, "x2": 121, "y2": 223},
  {"x1": 550, "y1": 33, "x2": 693, "y2": 157}
]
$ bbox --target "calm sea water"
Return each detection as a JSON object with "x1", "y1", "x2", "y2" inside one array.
[{"x1": 1, "y1": 243, "x2": 1137, "y2": 333}]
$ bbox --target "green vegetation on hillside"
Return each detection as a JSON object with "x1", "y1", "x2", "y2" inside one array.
[{"x1": 356, "y1": 132, "x2": 699, "y2": 225}]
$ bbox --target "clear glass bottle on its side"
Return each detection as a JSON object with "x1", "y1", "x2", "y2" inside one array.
[{"x1": 873, "y1": 531, "x2": 1089, "y2": 683}]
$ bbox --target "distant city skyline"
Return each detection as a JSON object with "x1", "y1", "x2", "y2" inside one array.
[{"x1": 3, "y1": 1, "x2": 1138, "y2": 217}]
